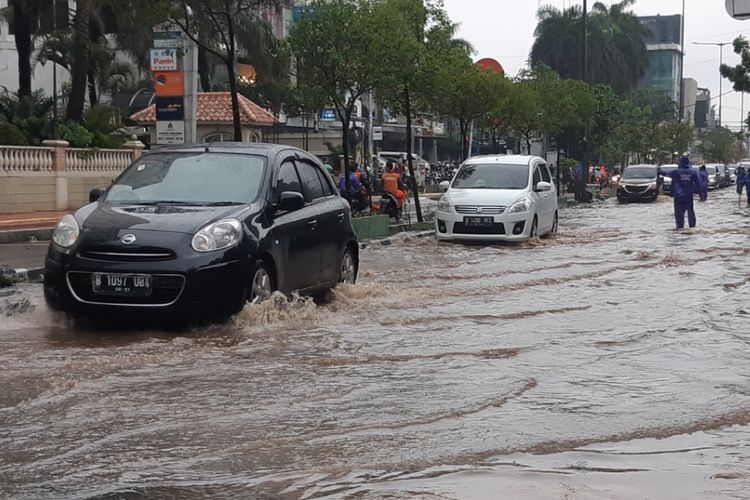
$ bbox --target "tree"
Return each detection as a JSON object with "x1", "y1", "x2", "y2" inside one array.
[
  {"x1": 720, "y1": 36, "x2": 750, "y2": 128},
  {"x1": 170, "y1": 0, "x2": 276, "y2": 142},
  {"x1": 531, "y1": 0, "x2": 649, "y2": 94},
  {"x1": 656, "y1": 121, "x2": 693, "y2": 162},
  {"x1": 697, "y1": 127, "x2": 738, "y2": 164},
  {"x1": 375, "y1": 0, "x2": 460, "y2": 222},
  {"x1": 290, "y1": 0, "x2": 383, "y2": 188},
  {"x1": 7, "y1": 0, "x2": 43, "y2": 97},
  {"x1": 67, "y1": 0, "x2": 90, "y2": 122}
]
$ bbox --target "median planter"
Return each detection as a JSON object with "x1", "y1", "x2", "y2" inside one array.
[{"x1": 351, "y1": 214, "x2": 390, "y2": 240}]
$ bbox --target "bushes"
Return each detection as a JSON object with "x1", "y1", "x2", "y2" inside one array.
[{"x1": 0, "y1": 118, "x2": 28, "y2": 145}]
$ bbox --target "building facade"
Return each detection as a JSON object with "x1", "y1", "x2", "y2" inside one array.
[{"x1": 638, "y1": 14, "x2": 683, "y2": 108}]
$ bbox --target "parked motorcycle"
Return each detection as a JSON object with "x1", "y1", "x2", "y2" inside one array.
[{"x1": 378, "y1": 192, "x2": 403, "y2": 220}]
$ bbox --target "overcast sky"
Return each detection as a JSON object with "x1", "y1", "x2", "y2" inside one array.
[{"x1": 442, "y1": 0, "x2": 750, "y2": 130}]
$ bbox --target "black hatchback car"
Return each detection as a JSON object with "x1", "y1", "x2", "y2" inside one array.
[
  {"x1": 44, "y1": 143, "x2": 358, "y2": 318},
  {"x1": 616, "y1": 165, "x2": 659, "y2": 202}
]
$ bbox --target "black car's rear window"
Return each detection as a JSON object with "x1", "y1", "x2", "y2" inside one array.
[{"x1": 105, "y1": 152, "x2": 266, "y2": 205}]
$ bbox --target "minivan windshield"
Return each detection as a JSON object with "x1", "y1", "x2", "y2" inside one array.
[
  {"x1": 105, "y1": 152, "x2": 266, "y2": 205},
  {"x1": 451, "y1": 164, "x2": 529, "y2": 190},
  {"x1": 622, "y1": 167, "x2": 657, "y2": 179}
]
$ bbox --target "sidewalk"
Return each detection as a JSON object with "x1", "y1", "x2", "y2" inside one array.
[{"x1": 0, "y1": 211, "x2": 64, "y2": 244}]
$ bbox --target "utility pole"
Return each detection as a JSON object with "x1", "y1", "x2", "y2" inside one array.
[
  {"x1": 679, "y1": 0, "x2": 685, "y2": 121},
  {"x1": 578, "y1": 0, "x2": 589, "y2": 201},
  {"x1": 693, "y1": 41, "x2": 731, "y2": 128},
  {"x1": 51, "y1": 0, "x2": 58, "y2": 139}
]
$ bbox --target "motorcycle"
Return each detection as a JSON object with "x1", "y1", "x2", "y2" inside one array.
[{"x1": 377, "y1": 192, "x2": 403, "y2": 220}]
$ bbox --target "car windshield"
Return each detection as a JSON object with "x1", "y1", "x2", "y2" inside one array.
[
  {"x1": 622, "y1": 167, "x2": 656, "y2": 179},
  {"x1": 706, "y1": 166, "x2": 717, "y2": 174},
  {"x1": 105, "y1": 152, "x2": 266, "y2": 205},
  {"x1": 452, "y1": 163, "x2": 529, "y2": 189}
]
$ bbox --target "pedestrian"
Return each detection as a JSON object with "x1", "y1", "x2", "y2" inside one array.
[
  {"x1": 668, "y1": 155, "x2": 701, "y2": 229},
  {"x1": 737, "y1": 166, "x2": 750, "y2": 206},
  {"x1": 698, "y1": 165, "x2": 709, "y2": 202}
]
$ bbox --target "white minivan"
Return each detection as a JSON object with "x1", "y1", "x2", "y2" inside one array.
[{"x1": 435, "y1": 155, "x2": 558, "y2": 241}]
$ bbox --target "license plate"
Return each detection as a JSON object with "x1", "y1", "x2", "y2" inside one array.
[
  {"x1": 92, "y1": 273, "x2": 152, "y2": 297},
  {"x1": 464, "y1": 216, "x2": 494, "y2": 227}
]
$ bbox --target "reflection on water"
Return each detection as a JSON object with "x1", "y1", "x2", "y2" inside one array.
[{"x1": 1, "y1": 191, "x2": 749, "y2": 498}]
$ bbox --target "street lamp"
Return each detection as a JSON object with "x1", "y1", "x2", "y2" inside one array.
[{"x1": 692, "y1": 40, "x2": 732, "y2": 127}]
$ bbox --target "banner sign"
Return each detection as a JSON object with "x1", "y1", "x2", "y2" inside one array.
[
  {"x1": 319, "y1": 108, "x2": 336, "y2": 120},
  {"x1": 150, "y1": 49, "x2": 178, "y2": 71},
  {"x1": 372, "y1": 126, "x2": 383, "y2": 141},
  {"x1": 155, "y1": 96, "x2": 185, "y2": 121},
  {"x1": 156, "y1": 121, "x2": 185, "y2": 145},
  {"x1": 154, "y1": 71, "x2": 184, "y2": 96},
  {"x1": 152, "y1": 30, "x2": 185, "y2": 49}
]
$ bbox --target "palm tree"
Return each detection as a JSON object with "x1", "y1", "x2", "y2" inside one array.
[
  {"x1": 67, "y1": 0, "x2": 90, "y2": 122},
  {"x1": 4, "y1": 0, "x2": 45, "y2": 97},
  {"x1": 531, "y1": 0, "x2": 648, "y2": 94}
]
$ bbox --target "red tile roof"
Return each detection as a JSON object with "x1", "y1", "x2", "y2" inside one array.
[{"x1": 130, "y1": 92, "x2": 276, "y2": 126}]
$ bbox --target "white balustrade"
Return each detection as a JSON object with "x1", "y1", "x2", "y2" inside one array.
[
  {"x1": 0, "y1": 146, "x2": 54, "y2": 174},
  {"x1": 66, "y1": 148, "x2": 133, "y2": 173}
]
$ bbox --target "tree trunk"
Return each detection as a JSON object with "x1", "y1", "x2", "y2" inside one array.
[
  {"x1": 404, "y1": 87, "x2": 423, "y2": 222},
  {"x1": 87, "y1": 65, "x2": 98, "y2": 106},
  {"x1": 67, "y1": 0, "x2": 90, "y2": 122},
  {"x1": 341, "y1": 112, "x2": 351, "y2": 192},
  {"x1": 198, "y1": 47, "x2": 212, "y2": 91},
  {"x1": 459, "y1": 119, "x2": 468, "y2": 161},
  {"x1": 226, "y1": 18, "x2": 242, "y2": 142},
  {"x1": 12, "y1": 0, "x2": 33, "y2": 98}
]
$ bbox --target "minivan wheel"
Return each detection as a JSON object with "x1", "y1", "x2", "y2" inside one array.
[
  {"x1": 339, "y1": 248, "x2": 357, "y2": 284},
  {"x1": 249, "y1": 261, "x2": 274, "y2": 304},
  {"x1": 530, "y1": 216, "x2": 539, "y2": 238}
]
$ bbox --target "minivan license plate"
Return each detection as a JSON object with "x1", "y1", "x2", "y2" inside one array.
[
  {"x1": 464, "y1": 216, "x2": 494, "y2": 227},
  {"x1": 92, "y1": 273, "x2": 152, "y2": 296}
]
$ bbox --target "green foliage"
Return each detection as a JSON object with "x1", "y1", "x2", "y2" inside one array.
[
  {"x1": 531, "y1": 0, "x2": 649, "y2": 95},
  {"x1": 60, "y1": 121, "x2": 94, "y2": 147},
  {"x1": 0, "y1": 117, "x2": 28, "y2": 145},
  {"x1": 0, "y1": 90, "x2": 54, "y2": 145},
  {"x1": 697, "y1": 127, "x2": 739, "y2": 164}
]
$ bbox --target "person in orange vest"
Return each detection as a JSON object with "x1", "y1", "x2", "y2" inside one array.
[
  {"x1": 599, "y1": 164, "x2": 608, "y2": 189},
  {"x1": 379, "y1": 161, "x2": 406, "y2": 209}
]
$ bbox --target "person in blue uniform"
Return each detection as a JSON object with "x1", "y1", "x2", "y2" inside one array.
[
  {"x1": 737, "y1": 166, "x2": 750, "y2": 205},
  {"x1": 668, "y1": 156, "x2": 700, "y2": 229}
]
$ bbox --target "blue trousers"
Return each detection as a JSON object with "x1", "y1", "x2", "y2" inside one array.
[{"x1": 674, "y1": 196, "x2": 696, "y2": 228}]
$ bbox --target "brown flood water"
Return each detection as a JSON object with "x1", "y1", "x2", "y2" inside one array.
[{"x1": 1, "y1": 190, "x2": 749, "y2": 499}]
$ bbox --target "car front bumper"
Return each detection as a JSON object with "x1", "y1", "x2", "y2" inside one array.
[
  {"x1": 434, "y1": 210, "x2": 535, "y2": 241},
  {"x1": 617, "y1": 186, "x2": 658, "y2": 200},
  {"x1": 43, "y1": 245, "x2": 248, "y2": 317}
]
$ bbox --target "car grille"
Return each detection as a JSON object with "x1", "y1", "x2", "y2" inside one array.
[
  {"x1": 66, "y1": 271, "x2": 185, "y2": 306},
  {"x1": 454, "y1": 205, "x2": 506, "y2": 215},
  {"x1": 453, "y1": 222, "x2": 506, "y2": 235},
  {"x1": 79, "y1": 246, "x2": 176, "y2": 262},
  {"x1": 624, "y1": 184, "x2": 650, "y2": 193}
]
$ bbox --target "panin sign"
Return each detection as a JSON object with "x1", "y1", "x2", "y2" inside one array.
[{"x1": 150, "y1": 49, "x2": 178, "y2": 71}]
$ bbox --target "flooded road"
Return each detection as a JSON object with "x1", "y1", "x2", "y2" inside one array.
[{"x1": 1, "y1": 190, "x2": 749, "y2": 499}]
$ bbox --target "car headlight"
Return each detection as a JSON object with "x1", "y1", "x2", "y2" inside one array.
[
  {"x1": 52, "y1": 214, "x2": 80, "y2": 248},
  {"x1": 192, "y1": 219, "x2": 243, "y2": 252},
  {"x1": 647, "y1": 182, "x2": 656, "y2": 189},
  {"x1": 509, "y1": 196, "x2": 533, "y2": 214},
  {"x1": 437, "y1": 195, "x2": 452, "y2": 213}
]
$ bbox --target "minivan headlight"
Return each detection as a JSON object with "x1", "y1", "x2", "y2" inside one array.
[
  {"x1": 52, "y1": 214, "x2": 80, "y2": 248},
  {"x1": 192, "y1": 219, "x2": 243, "y2": 252},
  {"x1": 508, "y1": 196, "x2": 533, "y2": 214},
  {"x1": 437, "y1": 195, "x2": 452, "y2": 213}
]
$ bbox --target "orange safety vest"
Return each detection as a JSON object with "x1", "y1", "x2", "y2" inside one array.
[{"x1": 382, "y1": 172, "x2": 400, "y2": 195}]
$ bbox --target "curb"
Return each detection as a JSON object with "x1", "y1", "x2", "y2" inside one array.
[
  {"x1": 0, "y1": 266, "x2": 45, "y2": 287},
  {"x1": 0, "y1": 228, "x2": 54, "y2": 244},
  {"x1": 361, "y1": 229, "x2": 434, "y2": 249}
]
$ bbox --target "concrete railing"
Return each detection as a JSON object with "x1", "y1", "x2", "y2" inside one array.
[
  {"x1": 0, "y1": 138, "x2": 145, "y2": 214},
  {"x1": 0, "y1": 146, "x2": 55, "y2": 174}
]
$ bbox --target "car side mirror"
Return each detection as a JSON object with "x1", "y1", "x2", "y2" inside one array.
[
  {"x1": 89, "y1": 187, "x2": 106, "y2": 203},
  {"x1": 439, "y1": 181, "x2": 450, "y2": 192},
  {"x1": 276, "y1": 191, "x2": 305, "y2": 212},
  {"x1": 535, "y1": 181, "x2": 552, "y2": 192}
]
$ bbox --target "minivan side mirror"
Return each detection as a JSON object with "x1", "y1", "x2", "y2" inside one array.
[
  {"x1": 535, "y1": 181, "x2": 552, "y2": 192},
  {"x1": 89, "y1": 187, "x2": 106, "y2": 202},
  {"x1": 439, "y1": 180, "x2": 450, "y2": 192},
  {"x1": 276, "y1": 191, "x2": 305, "y2": 212}
]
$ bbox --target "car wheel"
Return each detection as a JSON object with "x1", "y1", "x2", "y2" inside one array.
[
  {"x1": 549, "y1": 211, "x2": 558, "y2": 235},
  {"x1": 339, "y1": 248, "x2": 357, "y2": 284},
  {"x1": 530, "y1": 216, "x2": 539, "y2": 238},
  {"x1": 249, "y1": 261, "x2": 274, "y2": 304}
]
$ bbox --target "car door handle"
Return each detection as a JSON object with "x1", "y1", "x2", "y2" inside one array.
[
  {"x1": 337, "y1": 212, "x2": 345, "y2": 221},
  {"x1": 308, "y1": 219, "x2": 318, "y2": 229}
]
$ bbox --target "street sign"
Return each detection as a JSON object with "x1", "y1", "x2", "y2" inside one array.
[
  {"x1": 372, "y1": 126, "x2": 383, "y2": 141},
  {"x1": 155, "y1": 96, "x2": 185, "y2": 121},
  {"x1": 154, "y1": 71, "x2": 184, "y2": 96},
  {"x1": 319, "y1": 108, "x2": 336, "y2": 120},
  {"x1": 156, "y1": 121, "x2": 185, "y2": 145},
  {"x1": 152, "y1": 31, "x2": 185, "y2": 49},
  {"x1": 726, "y1": 0, "x2": 750, "y2": 20},
  {"x1": 150, "y1": 49, "x2": 178, "y2": 71}
]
